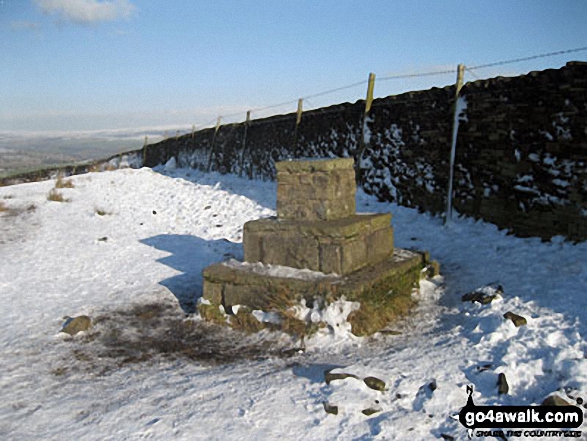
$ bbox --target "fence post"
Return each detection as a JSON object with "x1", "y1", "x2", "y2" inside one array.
[
  {"x1": 175, "y1": 130, "x2": 180, "y2": 141},
  {"x1": 296, "y1": 98, "x2": 303, "y2": 126},
  {"x1": 357, "y1": 72, "x2": 376, "y2": 183},
  {"x1": 191, "y1": 124, "x2": 196, "y2": 139},
  {"x1": 206, "y1": 116, "x2": 222, "y2": 172},
  {"x1": 292, "y1": 98, "x2": 303, "y2": 151},
  {"x1": 445, "y1": 64, "x2": 466, "y2": 224},
  {"x1": 239, "y1": 111, "x2": 251, "y2": 177},
  {"x1": 365, "y1": 72, "x2": 375, "y2": 113},
  {"x1": 142, "y1": 135, "x2": 149, "y2": 165}
]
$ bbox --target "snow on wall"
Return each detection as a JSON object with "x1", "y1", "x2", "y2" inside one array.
[{"x1": 141, "y1": 62, "x2": 587, "y2": 241}]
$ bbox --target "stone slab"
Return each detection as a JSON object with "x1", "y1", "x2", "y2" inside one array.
[
  {"x1": 243, "y1": 213, "x2": 393, "y2": 275},
  {"x1": 201, "y1": 248, "x2": 424, "y2": 312},
  {"x1": 275, "y1": 157, "x2": 355, "y2": 173},
  {"x1": 276, "y1": 158, "x2": 356, "y2": 221}
]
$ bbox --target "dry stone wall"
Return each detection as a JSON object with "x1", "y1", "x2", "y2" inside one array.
[{"x1": 143, "y1": 62, "x2": 587, "y2": 241}]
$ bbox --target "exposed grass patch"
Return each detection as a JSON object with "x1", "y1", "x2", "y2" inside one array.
[
  {"x1": 94, "y1": 208, "x2": 111, "y2": 216},
  {"x1": 347, "y1": 268, "x2": 420, "y2": 336},
  {"x1": 55, "y1": 176, "x2": 75, "y2": 188},
  {"x1": 229, "y1": 307, "x2": 267, "y2": 333},
  {"x1": 0, "y1": 201, "x2": 35, "y2": 217},
  {"x1": 198, "y1": 303, "x2": 228, "y2": 325},
  {"x1": 57, "y1": 301, "x2": 293, "y2": 376},
  {"x1": 51, "y1": 366, "x2": 68, "y2": 377},
  {"x1": 203, "y1": 302, "x2": 323, "y2": 340},
  {"x1": 267, "y1": 309, "x2": 312, "y2": 338},
  {"x1": 47, "y1": 189, "x2": 70, "y2": 202},
  {"x1": 348, "y1": 293, "x2": 416, "y2": 336},
  {"x1": 3, "y1": 195, "x2": 14, "y2": 199}
]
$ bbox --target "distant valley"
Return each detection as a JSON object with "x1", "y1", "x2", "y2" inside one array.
[{"x1": 0, "y1": 129, "x2": 170, "y2": 177}]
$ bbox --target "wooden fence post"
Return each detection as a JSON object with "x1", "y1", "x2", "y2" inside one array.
[
  {"x1": 142, "y1": 135, "x2": 148, "y2": 164},
  {"x1": 445, "y1": 64, "x2": 466, "y2": 224},
  {"x1": 293, "y1": 98, "x2": 303, "y2": 151},
  {"x1": 191, "y1": 124, "x2": 196, "y2": 139},
  {"x1": 296, "y1": 98, "x2": 303, "y2": 126},
  {"x1": 365, "y1": 72, "x2": 375, "y2": 113},
  {"x1": 357, "y1": 72, "x2": 376, "y2": 183},
  {"x1": 239, "y1": 110, "x2": 251, "y2": 178},
  {"x1": 206, "y1": 116, "x2": 222, "y2": 172}
]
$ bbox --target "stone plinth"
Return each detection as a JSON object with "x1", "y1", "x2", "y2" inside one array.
[
  {"x1": 243, "y1": 213, "x2": 393, "y2": 275},
  {"x1": 202, "y1": 249, "x2": 432, "y2": 335},
  {"x1": 200, "y1": 157, "x2": 437, "y2": 336},
  {"x1": 276, "y1": 158, "x2": 356, "y2": 221}
]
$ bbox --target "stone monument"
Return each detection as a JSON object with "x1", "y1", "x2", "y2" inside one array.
[{"x1": 200, "y1": 158, "x2": 437, "y2": 336}]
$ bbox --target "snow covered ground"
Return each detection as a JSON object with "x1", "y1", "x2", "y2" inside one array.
[{"x1": 0, "y1": 166, "x2": 586, "y2": 440}]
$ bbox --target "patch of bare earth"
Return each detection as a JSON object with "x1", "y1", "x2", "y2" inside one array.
[
  {"x1": 56, "y1": 301, "x2": 296, "y2": 376},
  {"x1": 0, "y1": 203, "x2": 38, "y2": 245}
]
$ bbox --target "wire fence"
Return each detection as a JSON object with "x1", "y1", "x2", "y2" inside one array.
[{"x1": 147, "y1": 45, "x2": 587, "y2": 144}]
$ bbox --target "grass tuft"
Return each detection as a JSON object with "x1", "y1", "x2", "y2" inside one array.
[
  {"x1": 95, "y1": 208, "x2": 111, "y2": 216},
  {"x1": 47, "y1": 189, "x2": 69, "y2": 202},
  {"x1": 229, "y1": 307, "x2": 267, "y2": 333},
  {"x1": 55, "y1": 176, "x2": 75, "y2": 188}
]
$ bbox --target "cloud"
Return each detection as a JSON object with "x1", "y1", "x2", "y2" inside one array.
[
  {"x1": 10, "y1": 21, "x2": 42, "y2": 32},
  {"x1": 35, "y1": 0, "x2": 136, "y2": 24}
]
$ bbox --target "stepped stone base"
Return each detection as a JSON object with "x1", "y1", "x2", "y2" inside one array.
[
  {"x1": 243, "y1": 213, "x2": 393, "y2": 275},
  {"x1": 201, "y1": 248, "x2": 431, "y2": 335}
]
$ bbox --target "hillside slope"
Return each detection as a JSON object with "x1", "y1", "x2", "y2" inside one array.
[{"x1": 0, "y1": 167, "x2": 585, "y2": 440}]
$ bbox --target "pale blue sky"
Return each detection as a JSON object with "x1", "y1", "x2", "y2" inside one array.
[{"x1": 1, "y1": 0, "x2": 587, "y2": 132}]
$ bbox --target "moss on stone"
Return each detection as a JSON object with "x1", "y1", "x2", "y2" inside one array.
[
  {"x1": 347, "y1": 265, "x2": 420, "y2": 336},
  {"x1": 198, "y1": 303, "x2": 226, "y2": 325}
]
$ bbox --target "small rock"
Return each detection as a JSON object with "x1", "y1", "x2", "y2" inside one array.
[
  {"x1": 462, "y1": 292, "x2": 497, "y2": 304},
  {"x1": 462, "y1": 284, "x2": 503, "y2": 304},
  {"x1": 541, "y1": 395, "x2": 571, "y2": 406},
  {"x1": 364, "y1": 376, "x2": 386, "y2": 392},
  {"x1": 504, "y1": 311, "x2": 527, "y2": 327},
  {"x1": 428, "y1": 380, "x2": 437, "y2": 392},
  {"x1": 61, "y1": 315, "x2": 92, "y2": 336},
  {"x1": 323, "y1": 402, "x2": 338, "y2": 415},
  {"x1": 440, "y1": 434, "x2": 455, "y2": 441},
  {"x1": 361, "y1": 408, "x2": 380, "y2": 416},
  {"x1": 152, "y1": 210, "x2": 157, "y2": 215},
  {"x1": 204, "y1": 205, "x2": 211, "y2": 210},
  {"x1": 324, "y1": 370, "x2": 359, "y2": 384},
  {"x1": 497, "y1": 373, "x2": 509, "y2": 395}
]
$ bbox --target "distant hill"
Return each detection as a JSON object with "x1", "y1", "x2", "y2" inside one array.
[{"x1": 0, "y1": 130, "x2": 167, "y2": 178}]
